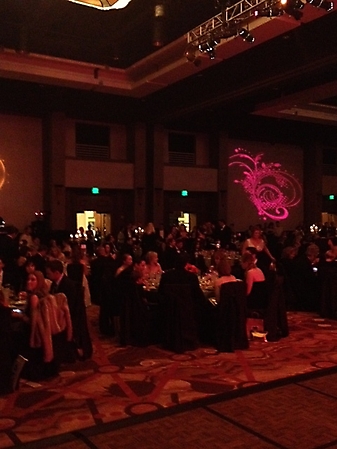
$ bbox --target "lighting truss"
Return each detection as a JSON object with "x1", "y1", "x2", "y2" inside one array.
[
  {"x1": 187, "y1": 0, "x2": 278, "y2": 44},
  {"x1": 187, "y1": 0, "x2": 333, "y2": 45}
]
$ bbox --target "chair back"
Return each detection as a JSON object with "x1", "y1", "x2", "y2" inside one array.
[
  {"x1": 161, "y1": 283, "x2": 198, "y2": 353},
  {"x1": 217, "y1": 281, "x2": 249, "y2": 352}
]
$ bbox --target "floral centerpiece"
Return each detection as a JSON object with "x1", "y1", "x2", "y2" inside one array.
[{"x1": 185, "y1": 263, "x2": 199, "y2": 275}]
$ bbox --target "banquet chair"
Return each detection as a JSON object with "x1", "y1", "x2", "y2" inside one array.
[
  {"x1": 319, "y1": 264, "x2": 337, "y2": 320},
  {"x1": 216, "y1": 281, "x2": 249, "y2": 352},
  {"x1": 119, "y1": 283, "x2": 151, "y2": 347},
  {"x1": 160, "y1": 283, "x2": 198, "y2": 353}
]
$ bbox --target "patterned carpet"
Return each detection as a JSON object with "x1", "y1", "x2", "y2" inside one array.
[{"x1": 1, "y1": 306, "x2": 337, "y2": 448}]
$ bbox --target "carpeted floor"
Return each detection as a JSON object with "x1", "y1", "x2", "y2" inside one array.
[{"x1": 1, "y1": 306, "x2": 337, "y2": 448}]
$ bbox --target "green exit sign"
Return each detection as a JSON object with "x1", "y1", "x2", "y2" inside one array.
[
  {"x1": 91, "y1": 187, "x2": 100, "y2": 195},
  {"x1": 181, "y1": 190, "x2": 188, "y2": 197}
]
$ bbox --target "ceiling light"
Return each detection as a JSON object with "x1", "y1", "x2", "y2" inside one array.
[
  {"x1": 238, "y1": 28, "x2": 255, "y2": 43},
  {"x1": 306, "y1": 0, "x2": 334, "y2": 10},
  {"x1": 68, "y1": 0, "x2": 132, "y2": 10}
]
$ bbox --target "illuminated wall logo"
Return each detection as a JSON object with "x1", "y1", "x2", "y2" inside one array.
[
  {"x1": 0, "y1": 160, "x2": 6, "y2": 189},
  {"x1": 229, "y1": 148, "x2": 302, "y2": 221}
]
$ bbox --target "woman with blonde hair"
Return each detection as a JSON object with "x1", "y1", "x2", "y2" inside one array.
[{"x1": 141, "y1": 222, "x2": 158, "y2": 255}]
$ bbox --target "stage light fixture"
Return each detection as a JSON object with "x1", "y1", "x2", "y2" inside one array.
[
  {"x1": 306, "y1": 0, "x2": 333, "y2": 10},
  {"x1": 238, "y1": 28, "x2": 255, "y2": 43},
  {"x1": 283, "y1": 0, "x2": 305, "y2": 19},
  {"x1": 184, "y1": 44, "x2": 198, "y2": 62},
  {"x1": 197, "y1": 34, "x2": 220, "y2": 59}
]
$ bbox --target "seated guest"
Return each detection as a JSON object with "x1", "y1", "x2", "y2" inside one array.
[
  {"x1": 115, "y1": 253, "x2": 134, "y2": 277},
  {"x1": 143, "y1": 251, "x2": 163, "y2": 280},
  {"x1": 133, "y1": 258, "x2": 147, "y2": 284},
  {"x1": 214, "y1": 259, "x2": 238, "y2": 303},
  {"x1": 325, "y1": 237, "x2": 337, "y2": 262},
  {"x1": 46, "y1": 260, "x2": 92, "y2": 360},
  {"x1": 241, "y1": 252, "x2": 267, "y2": 312},
  {"x1": 19, "y1": 271, "x2": 73, "y2": 380}
]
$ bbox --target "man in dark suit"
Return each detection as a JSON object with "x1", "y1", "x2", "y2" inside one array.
[
  {"x1": 28, "y1": 245, "x2": 48, "y2": 276},
  {"x1": 215, "y1": 220, "x2": 232, "y2": 249},
  {"x1": 46, "y1": 259, "x2": 93, "y2": 360}
]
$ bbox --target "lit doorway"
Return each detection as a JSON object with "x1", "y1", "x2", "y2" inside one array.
[
  {"x1": 176, "y1": 212, "x2": 197, "y2": 232},
  {"x1": 322, "y1": 212, "x2": 337, "y2": 225},
  {"x1": 76, "y1": 211, "x2": 111, "y2": 236}
]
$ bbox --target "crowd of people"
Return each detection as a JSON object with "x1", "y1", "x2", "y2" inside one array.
[{"x1": 0, "y1": 218, "x2": 336, "y2": 392}]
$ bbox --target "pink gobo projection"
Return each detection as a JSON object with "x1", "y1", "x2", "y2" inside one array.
[
  {"x1": 229, "y1": 148, "x2": 302, "y2": 221},
  {"x1": 0, "y1": 160, "x2": 5, "y2": 189}
]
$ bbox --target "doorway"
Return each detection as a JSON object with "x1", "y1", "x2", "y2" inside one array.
[
  {"x1": 76, "y1": 211, "x2": 111, "y2": 236},
  {"x1": 175, "y1": 212, "x2": 197, "y2": 232}
]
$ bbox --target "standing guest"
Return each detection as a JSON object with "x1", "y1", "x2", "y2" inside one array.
[
  {"x1": 215, "y1": 219, "x2": 232, "y2": 249},
  {"x1": 155, "y1": 223, "x2": 167, "y2": 253},
  {"x1": 141, "y1": 222, "x2": 158, "y2": 255},
  {"x1": 113, "y1": 254, "x2": 134, "y2": 340},
  {"x1": 28, "y1": 245, "x2": 48, "y2": 276},
  {"x1": 291, "y1": 244, "x2": 320, "y2": 311},
  {"x1": 66, "y1": 244, "x2": 91, "y2": 307},
  {"x1": 46, "y1": 260, "x2": 92, "y2": 360},
  {"x1": 19, "y1": 226, "x2": 34, "y2": 248},
  {"x1": 90, "y1": 245, "x2": 115, "y2": 306},
  {"x1": 241, "y1": 226, "x2": 276, "y2": 276},
  {"x1": 163, "y1": 237, "x2": 179, "y2": 270},
  {"x1": 96, "y1": 246, "x2": 118, "y2": 336}
]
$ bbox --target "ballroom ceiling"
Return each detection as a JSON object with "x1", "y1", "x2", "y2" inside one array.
[{"x1": 0, "y1": 0, "x2": 336, "y2": 138}]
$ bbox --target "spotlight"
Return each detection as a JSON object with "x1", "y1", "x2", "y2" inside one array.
[
  {"x1": 238, "y1": 28, "x2": 255, "y2": 43},
  {"x1": 208, "y1": 48, "x2": 216, "y2": 59},
  {"x1": 198, "y1": 35, "x2": 219, "y2": 59},
  {"x1": 283, "y1": 0, "x2": 305, "y2": 19},
  {"x1": 307, "y1": 0, "x2": 333, "y2": 10},
  {"x1": 184, "y1": 44, "x2": 198, "y2": 62}
]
